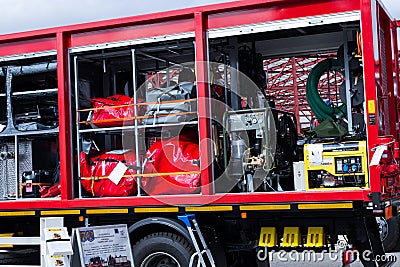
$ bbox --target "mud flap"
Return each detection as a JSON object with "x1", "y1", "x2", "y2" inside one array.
[{"x1": 353, "y1": 216, "x2": 388, "y2": 267}]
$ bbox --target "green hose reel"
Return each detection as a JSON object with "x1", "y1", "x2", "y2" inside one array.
[{"x1": 306, "y1": 58, "x2": 347, "y2": 122}]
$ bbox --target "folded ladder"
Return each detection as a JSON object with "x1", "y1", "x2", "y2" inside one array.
[{"x1": 178, "y1": 214, "x2": 216, "y2": 267}]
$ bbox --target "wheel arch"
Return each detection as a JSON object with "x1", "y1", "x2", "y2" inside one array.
[{"x1": 128, "y1": 217, "x2": 191, "y2": 245}]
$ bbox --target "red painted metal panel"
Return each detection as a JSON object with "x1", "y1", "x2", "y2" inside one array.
[
  {"x1": 0, "y1": 37, "x2": 56, "y2": 57},
  {"x1": 195, "y1": 12, "x2": 213, "y2": 195},
  {"x1": 70, "y1": 19, "x2": 194, "y2": 48},
  {"x1": 208, "y1": 0, "x2": 359, "y2": 30},
  {"x1": 0, "y1": 0, "x2": 301, "y2": 43},
  {"x1": 0, "y1": 191, "x2": 370, "y2": 210},
  {"x1": 361, "y1": 0, "x2": 380, "y2": 193},
  {"x1": 0, "y1": 0, "x2": 391, "y2": 210},
  {"x1": 58, "y1": 191, "x2": 372, "y2": 207},
  {"x1": 291, "y1": 57, "x2": 300, "y2": 131},
  {"x1": 57, "y1": 32, "x2": 73, "y2": 200}
]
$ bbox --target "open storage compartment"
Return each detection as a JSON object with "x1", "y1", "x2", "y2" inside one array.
[
  {"x1": 207, "y1": 15, "x2": 368, "y2": 194},
  {"x1": 0, "y1": 54, "x2": 60, "y2": 199},
  {"x1": 72, "y1": 37, "x2": 200, "y2": 198}
]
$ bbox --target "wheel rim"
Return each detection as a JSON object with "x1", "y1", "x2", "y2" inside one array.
[
  {"x1": 376, "y1": 217, "x2": 389, "y2": 241},
  {"x1": 140, "y1": 252, "x2": 181, "y2": 267}
]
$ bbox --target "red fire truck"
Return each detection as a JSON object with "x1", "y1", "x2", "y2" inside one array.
[{"x1": 0, "y1": 0, "x2": 399, "y2": 266}]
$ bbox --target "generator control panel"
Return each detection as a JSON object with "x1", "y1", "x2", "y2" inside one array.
[
  {"x1": 303, "y1": 141, "x2": 368, "y2": 189},
  {"x1": 335, "y1": 156, "x2": 363, "y2": 174}
]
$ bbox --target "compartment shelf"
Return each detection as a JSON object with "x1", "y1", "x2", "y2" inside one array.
[
  {"x1": 12, "y1": 88, "x2": 58, "y2": 96},
  {"x1": 0, "y1": 127, "x2": 59, "y2": 137},
  {"x1": 78, "y1": 121, "x2": 198, "y2": 134}
]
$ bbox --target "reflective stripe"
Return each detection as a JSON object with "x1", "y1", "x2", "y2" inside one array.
[
  {"x1": 0, "y1": 211, "x2": 35, "y2": 216},
  {"x1": 41, "y1": 210, "x2": 81, "y2": 216},
  {"x1": 240, "y1": 204, "x2": 291, "y2": 211},
  {"x1": 86, "y1": 208, "x2": 129, "y2": 214},
  {"x1": 134, "y1": 207, "x2": 179, "y2": 213},
  {"x1": 298, "y1": 203, "x2": 353, "y2": 210},
  {"x1": 185, "y1": 206, "x2": 232, "y2": 212}
]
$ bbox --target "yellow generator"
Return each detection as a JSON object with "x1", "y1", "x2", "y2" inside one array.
[{"x1": 303, "y1": 141, "x2": 368, "y2": 190}]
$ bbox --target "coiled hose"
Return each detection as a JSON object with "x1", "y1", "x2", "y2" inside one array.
[{"x1": 306, "y1": 58, "x2": 347, "y2": 122}]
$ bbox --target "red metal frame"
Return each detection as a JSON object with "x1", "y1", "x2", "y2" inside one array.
[
  {"x1": 70, "y1": 19, "x2": 195, "y2": 48},
  {"x1": 207, "y1": 0, "x2": 359, "y2": 30},
  {"x1": 57, "y1": 32, "x2": 73, "y2": 200},
  {"x1": 0, "y1": 191, "x2": 370, "y2": 210},
  {"x1": 195, "y1": 12, "x2": 214, "y2": 195},
  {"x1": 361, "y1": 0, "x2": 381, "y2": 193},
  {"x1": 0, "y1": 0, "x2": 396, "y2": 210},
  {"x1": 364, "y1": 1, "x2": 399, "y2": 195},
  {"x1": 377, "y1": 4, "x2": 397, "y2": 137},
  {"x1": 392, "y1": 20, "x2": 400, "y2": 142},
  {"x1": 264, "y1": 56, "x2": 342, "y2": 132},
  {"x1": 0, "y1": 37, "x2": 56, "y2": 57},
  {"x1": 291, "y1": 57, "x2": 301, "y2": 131}
]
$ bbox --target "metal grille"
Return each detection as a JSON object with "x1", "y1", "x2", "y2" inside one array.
[{"x1": 0, "y1": 141, "x2": 32, "y2": 199}]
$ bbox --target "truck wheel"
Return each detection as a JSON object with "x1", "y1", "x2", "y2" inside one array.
[
  {"x1": 377, "y1": 216, "x2": 400, "y2": 252},
  {"x1": 132, "y1": 232, "x2": 194, "y2": 267}
]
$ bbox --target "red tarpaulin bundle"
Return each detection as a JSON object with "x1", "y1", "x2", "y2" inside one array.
[
  {"x1": 142, "y1": 134, "x2": 200, "y2": 195},
  {"x1": 80, "y1": 150, "x2": 137, "y2": 197},
  {"x1": 90, "y1": 94, "x2": 134, "y2": 127}
]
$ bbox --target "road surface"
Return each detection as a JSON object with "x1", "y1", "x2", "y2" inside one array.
[{"x1": 266, "y1": 251, "x2": 400, "y2": 266}]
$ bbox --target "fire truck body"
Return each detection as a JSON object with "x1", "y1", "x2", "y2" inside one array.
[{"x1": 0, "y1": 0, "x2": 399, "y2": 266}]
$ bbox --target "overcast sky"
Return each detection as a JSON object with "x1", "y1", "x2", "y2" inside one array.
[
  {"x1": 0, "y1": 0, "x2": 233, "y2": 34},
  {"x1": 0, "y1": 0, "x2": 398, "y2": 35}
]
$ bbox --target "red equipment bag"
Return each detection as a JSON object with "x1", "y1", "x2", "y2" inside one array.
[
  {"x1": 89, "y1": 94, "x2": 134, "y2": 127},
  {"x1": 80, "y1": 150, "x2": 137, "y2": 197},
  {"x1": 142, "y1": 134, "x2": 200, "y2": 195}
]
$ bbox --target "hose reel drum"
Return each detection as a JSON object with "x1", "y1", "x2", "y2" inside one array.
[{"x1": 306, "y1": 56, "x2": 365, "y2": 136}]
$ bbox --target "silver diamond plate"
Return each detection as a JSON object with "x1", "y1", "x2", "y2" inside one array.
[{"x1": 0, "y1": 141, "x2": 32, "y2": 199}]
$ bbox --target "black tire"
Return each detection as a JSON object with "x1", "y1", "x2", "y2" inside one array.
[
  {"x1": 132, "y1": 232, "x2": 194, "y2": 267},
  {"x1": 381, "y1": 216, "x2": 400, "y2": 252},
  {"x1": 0, "y1": 248, "x2": 40, "y2": 264}
]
